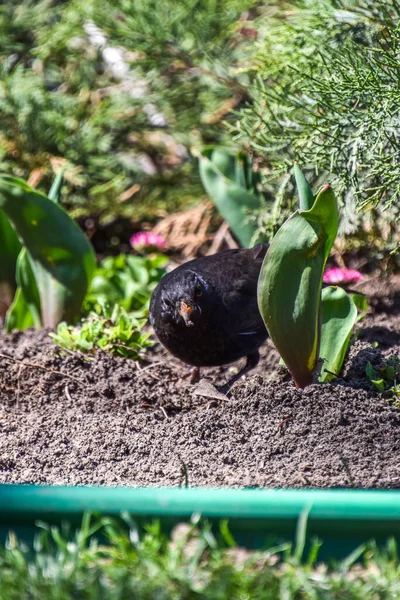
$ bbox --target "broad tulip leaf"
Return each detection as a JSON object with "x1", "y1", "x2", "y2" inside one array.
[
  {"x1": 0, "y1": 208, "x2": 22, "y2": 316},
  {"x1": 21, "y1": 170, "x2": 63, "y2": 327},
  {"x1": 197, "y1": 147, "x2": 262, "y2": 248},
  {"x1": 319, "y1": 286, "x2": 357, "y2": 382},
  {"x1": 0, "y1": 175, "x2": 96, "y2": 327},
  {"x1": 258, "y1": 184, "x2": 339, "y2": 388},
  {"x1": 5, "y1": 171, "x2": 62, "y2": 330}
]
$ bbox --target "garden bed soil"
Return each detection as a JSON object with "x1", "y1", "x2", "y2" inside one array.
[{"x1": 0, "y1": 274, "x2": 400, "y2": 489}]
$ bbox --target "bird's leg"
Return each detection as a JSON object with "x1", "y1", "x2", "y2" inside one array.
[
  {"x1": 221, "y1": 351, "x2": 260, "y2": 394},
  {"x1": 182, "y1": 366, "x2": 201, "y2": 384}
]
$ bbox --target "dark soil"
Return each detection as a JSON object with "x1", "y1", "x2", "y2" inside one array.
[{"x1": 1, "y1": 278, "x2": 400, "y2": 489}]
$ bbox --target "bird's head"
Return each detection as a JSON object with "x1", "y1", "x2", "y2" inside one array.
[{"x1": 160, "y1": 270, "x2": 212, "y2": 327}]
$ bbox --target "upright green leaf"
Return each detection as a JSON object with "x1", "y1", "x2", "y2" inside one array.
[
  {"x1": 48, "y1": 170, "x2": 64, "y2": 204},
  {"x1": 5, "y1": 288, "x2": 35, "y2": 333},
  {"x1": 0, "y1": 208, "x2": 21, "y2": 316},
  {"x1": 319, "y1": 286, "x2": 358, "y2": 382},
  {"x1": 294, "y1": 164, "x2": 315, "y2": 211},
  {"x1": 5, "y1": 248, "x2": 42, "y2": 332},
  {"x1": 0, "y1": 175, "x2": 96, "y2": 328},
  {"x1": 197, "y1": 147, "x2": 263, "y2": 248},
  {"x1": 258, "y1": 184, "x2": 339, "y2": 388}
]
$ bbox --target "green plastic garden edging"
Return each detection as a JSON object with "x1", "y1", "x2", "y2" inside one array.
[{"x1": 1, "y1": 485, "x2": 400, "y2": 558}]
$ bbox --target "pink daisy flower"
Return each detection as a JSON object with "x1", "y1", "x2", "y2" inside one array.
[
  {"x1": 323, "y1": 267, "x2": 363, "y2": 285},
  {"x1": 130, "y1": 231, "x2": 167, "y2": 253}
]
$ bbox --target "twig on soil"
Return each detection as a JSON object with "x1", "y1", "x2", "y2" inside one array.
[
  {"x1": 16, "y1": 364, "x2": 23, "y2": 408},
  {"x1": 0, "y1": 352, "x2": 83, "y2": 385},
  {"x1": 276, "y1": 415, "x2": 293, "y2": 430},
  {"x1": 339, "y1": 455, "x2": 357, "y2": 488},
  {"x1": 144, "y1": 371, "x2": 162, "y2": 382},
  {"x1": 135, "y1": 361, "x2": 165, "y2": 377},
  {"x1": 65, "y1": 384, "x2": 74, "y2": 403},
  {"x1": 179, "y1": 460, "x2": 189, "y2": 488},
  {"x1": 57, "y1": 346, "x2": 93, "y2": 362},
  {"x1": 160, "y1": 405, "x2": 169, "y2": 419}
]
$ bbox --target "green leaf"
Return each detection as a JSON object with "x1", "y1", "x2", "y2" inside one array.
[
  {"x1": 5, "y1": 288, "x2": 35, "y2": 333},
  {"x1": 197, "y1": 147, "x2": 263, "y2": 248},
  {"x1": 294, "y1": 164, "x2": 315, "y2": 211},
  {"x1": 5, "y1": 248, "x2": 42, "y2": 332},
  {"x1": 48, "y1": 170, "x2": 64, "y2": 204},
  {"x1": 319, "y1": 286, "x2": 358, "y2": 382},
  {"x1": 0, "y1": 175, "x2": 96, "y2": 328},
  {"x1": 366, "y1": 361, "x2": 377, "y2": 381},
  {"x1": 0, "y1": 208, "x2": 22, "y2": 316},
  {"x1": 51, "y1": 305, "x2": 152, "y2": 359},
  {"x1": 371, "y1": 378, "x2": 385, "y2": 393},
  {"x1": 258, "y1": 185, "x2": 339, "y2": 388},
  {"x1": 350, "y1": 292, "x2": 368, "y2": 313},
  {"x1": 16, "y1": 249, "x2": 42, "y2": 326}
]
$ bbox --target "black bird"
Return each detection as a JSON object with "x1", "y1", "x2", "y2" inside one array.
[{"x1": 149, "y1": 243, "x2": 268, "y2": 390}]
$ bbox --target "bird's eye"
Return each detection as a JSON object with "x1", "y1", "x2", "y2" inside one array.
[
  {"x1": 164, "y1": 298, "x2": 174, "y2": 308},
  {"x1": 195, "y1": 286, "x2": 203, "y2": 297}
]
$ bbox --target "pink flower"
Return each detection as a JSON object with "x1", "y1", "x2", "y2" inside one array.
[
  {"x1": 130, "y1": 231, "x2": 167, "y2": 253},
  {"x1": 323, "y1": 267, "x2": 363, "y2": 285}
]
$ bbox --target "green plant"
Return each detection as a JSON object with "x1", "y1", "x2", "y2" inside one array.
[
  {"x1": 0, "y1": 205, "x2": 21, "y2": 317},
  {"x1": 366, "y1": 357, "x2": 400, "y2": 400},
  {"x1": 51, "y1": 304, "x2": 152, "y2": 359},
  {"x1": 257, "y1": 166, "x2": 358, "y2": 388},
  {"x1": 0, "y1": 0, "x2": 261, "y2": 222},
  {"x1": 197, "y1": 147, "x2": 265, "y2": 247},
  {"x1": 84, "y1": 253, "x2": 168, "y2": 318},
  {"x1": 0, "y1": 174, "x2": 96, "y2": 331},
  {"x1": 233, "y1": 0, "x2": 400, "y2": 244}
]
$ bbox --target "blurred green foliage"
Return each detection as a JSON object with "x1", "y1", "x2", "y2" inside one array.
[
  {"x1": 84, "y1": 253, "x2": 168, "y2": 315},
  {"x1": 3, "y1": 0, "x2": 400, "y2": 247},
  {"x1": 2, "y1": 514, "x2": 400, "y2": 599},
  {"x1": 233, "y1": 0, "x2": 400, "y2": 244},
  {"x1": 0, "y1": 0, "x2": 260, "y2": 222}
]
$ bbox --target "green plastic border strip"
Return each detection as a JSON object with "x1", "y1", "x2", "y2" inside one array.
[{"x1": 1, "y1": 485, "x2": 400, "y2": 556}]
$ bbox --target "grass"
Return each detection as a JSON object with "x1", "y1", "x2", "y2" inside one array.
[{"x1": 1, "y1": 514, "x2": 400, "y2": 599}]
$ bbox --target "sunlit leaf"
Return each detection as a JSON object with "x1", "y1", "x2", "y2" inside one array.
[
  {"x1": 258, "y1": 182, "x2": 339, "y2": 388},
  {"x1": 0, "y1": 175, "x2": 96, "y2": 327},
  {"x1": 319, "y1": 286, "x2": 357, "y2": 382},
  {"x1": 294, "y1": 164, "x2": 314, "y2": 211}
]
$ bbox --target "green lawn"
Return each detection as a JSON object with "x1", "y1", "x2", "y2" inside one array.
[{"x1": 1, "y1": 514, "x2": 400, "y2": 599}]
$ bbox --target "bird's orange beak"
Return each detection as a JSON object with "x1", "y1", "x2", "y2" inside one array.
[{"x1": 179, "y1": 301, "x2": 194, "y2": 327}]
